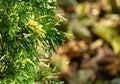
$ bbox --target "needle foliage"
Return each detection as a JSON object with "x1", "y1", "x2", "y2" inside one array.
[{"x1": 0, "y1": 0, "x2": 64, "y2": 84}]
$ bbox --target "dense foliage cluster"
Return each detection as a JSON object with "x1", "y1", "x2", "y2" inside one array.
[{"x1": 0, "y1": 0, "x2": 64, "y2": 84}]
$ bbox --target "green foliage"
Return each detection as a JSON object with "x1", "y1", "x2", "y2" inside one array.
[{"x1": 0, "y1": 0, "x2": 64, "y2": 83}]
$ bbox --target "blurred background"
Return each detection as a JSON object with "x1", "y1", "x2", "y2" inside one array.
[{"x1": 51, "y1": 0, "x2": 120, "y2": 84}]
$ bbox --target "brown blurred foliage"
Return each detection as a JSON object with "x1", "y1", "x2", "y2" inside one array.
[{"x1": 52, "y1": 0, "x2": 120, "y2": 84}]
